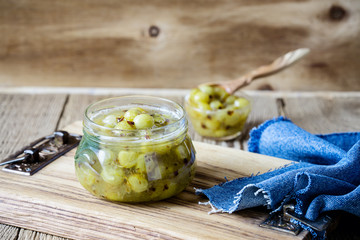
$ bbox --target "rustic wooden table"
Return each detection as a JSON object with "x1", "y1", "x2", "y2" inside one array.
[{"x1": 0, "y1": 88, "x2": 359, "y2": 239}]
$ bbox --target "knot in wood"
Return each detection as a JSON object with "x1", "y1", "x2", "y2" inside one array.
[
  {"x1": 149, "y1": 25, "x2": 160, "y2": 38},
  {"x1": 329, "y1": 5, "x2": 347, "y2": 21}
]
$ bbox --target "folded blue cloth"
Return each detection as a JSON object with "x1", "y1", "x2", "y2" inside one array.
[{"x1": 196, "y1": 117, "x2": 360, "y2": 239}]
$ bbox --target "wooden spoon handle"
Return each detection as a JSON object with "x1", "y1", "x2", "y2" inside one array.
[{"x1": 224, "y1": 48, "x2": 310, "y2": 94}]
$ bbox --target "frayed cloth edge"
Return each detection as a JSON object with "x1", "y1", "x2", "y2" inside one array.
[
  {"x1": 194, "y1": 187, "x2": 203, "y2": 195},
  {"x1": 198, "y1": 201, "x2": 225, "y2": 214},
  {"x1": 230, "y1": 184, "x2": 272, "y2": 213},
  {"x1": 254, "y1": 187, "x2": 272, "y2": 208}
]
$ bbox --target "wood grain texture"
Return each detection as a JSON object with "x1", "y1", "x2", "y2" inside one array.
[
  {"x1": 0, "y1": 0, "x2": 360, "y2": 90},
  {"x1": 17, "y1": 229, "x2": 67, "y2": 240},
  {"x1": 0, "y1": 94, "x2": 67, "y2": 161},
  {"x1": 282, "y1": 95, "x2": 360, "y2": 133},
  {"x1": 0, "y1": 93, "x2": 68, "y2": 240},
  {"x1": 57, "y1": 94, "x2": 110, "y2": 130},
  {"x1": 0, "y1": 121, "x2": 309, "y2": 240},
  {"x1": 1, "y1": 90, "x2": 360, "y2": 239},
  {"x1": 0, "y1": 224, "x2": 19, "y2": 240}
]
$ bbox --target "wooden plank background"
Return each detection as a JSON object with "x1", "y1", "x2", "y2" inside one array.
[
  {"x1": 1, "y1": 0, "x2": 360, "y2": 91},
  {"x1": 0, "y1": 129, "x2": 308, "y2": 240},
  {"x1": 1, "y1": 89, "x2": 360, "y2": 239}
]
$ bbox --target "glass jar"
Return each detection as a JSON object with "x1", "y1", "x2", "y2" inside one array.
[
  {"x1": 75, "y1": 96, "x2": 196, "y2": 202},
  {"x1": 185, "y1": 85, "x2": 251, "y2": 140}
]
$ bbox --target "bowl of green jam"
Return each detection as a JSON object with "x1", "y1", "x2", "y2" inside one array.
[
  {"x1": 75, "y1": 96, "x2": 196, "y2": 202},
  {"x1": 185, "y1": 85, "x2": 251, "y2": 140}
]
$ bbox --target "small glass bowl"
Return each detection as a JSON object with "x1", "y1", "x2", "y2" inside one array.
[
  {"x1": 74, "y1": 96, "x2": 196, "y2": 202},
  {"x1": 185, "y1": 92, "x2": 251, "y2": 140}
]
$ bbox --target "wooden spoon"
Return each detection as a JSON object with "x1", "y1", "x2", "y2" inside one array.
[{"x1": 202, "y1": 48, "x2": 310, "y2": 94}]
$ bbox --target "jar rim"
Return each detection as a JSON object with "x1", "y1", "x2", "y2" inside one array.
[{"x1": 83, "y1": 95, "x2": 187, "y2": 142}]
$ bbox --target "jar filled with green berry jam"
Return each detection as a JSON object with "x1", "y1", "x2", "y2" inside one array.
[
  {"x1": 185, "y1": 85, "x2": 251, "y2": 140},
  {"x1": 75, "y1": 96, "x2": 196, "y2": 202}
]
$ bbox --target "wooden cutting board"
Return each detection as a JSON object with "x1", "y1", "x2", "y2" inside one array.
[{"x1": 0, "y1": 121, "x2": 308, "y2": 239}]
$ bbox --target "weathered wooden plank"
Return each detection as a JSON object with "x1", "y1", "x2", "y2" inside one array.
[
  {"x1": 282, "y1": 95, "x2": 360, "y2": 134},
  {"x1": 0, "y1": 93, "x2": 92, "y2": 240},
  {"x1": 0, "y1": 93, "x2": 68, "y2": 240},
  {"x1": 0, "y1": 121, "x2": 308, "y2": 240},
  {"x1": 0, "y1": 0, "x2": 359, "y2": 91},
  {"x1": 0, "y1": 94, "x2": 67, "y2": 161},
  {"x1": 17, "y1": 229, "x2": 67, "y2": 240},
  {"x1": 0, "y1": 224, "x2": 19, "y2": 240},
  {"x1": 1, "y1": 90, "x2": 359, "y2": 240},
  {"x1": 57, "y1": 94, "x2": 110, "y2": 130}
]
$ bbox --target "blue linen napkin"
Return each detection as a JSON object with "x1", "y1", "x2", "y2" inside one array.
[{"x1": 196, "y1": 117, "x2": 360, "y2": 239}]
